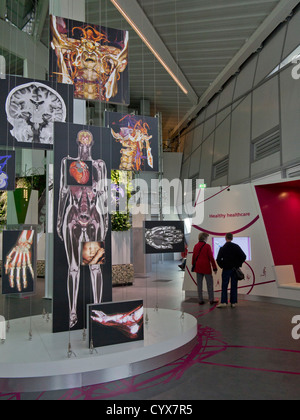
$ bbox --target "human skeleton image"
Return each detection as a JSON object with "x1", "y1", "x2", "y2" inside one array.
[
  {"x1": 56, "y1": 130, "x2": 108, "y2": 329},
  {"x1": 50, "y1": 15, "x2": 129, "y2": 102},
  {"x1": 145, "y1": 225, "x2": 184, "y2": 251},
  {"x1": 5, "y1": 82, "x2": 66, "y2": 145}
]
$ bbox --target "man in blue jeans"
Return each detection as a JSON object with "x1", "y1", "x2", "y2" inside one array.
[{"x1": 216, "y1": 233, "x2": 246, "y2": 308}]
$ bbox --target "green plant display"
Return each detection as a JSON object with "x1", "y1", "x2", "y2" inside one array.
[{"x1": 111, "y1": 170, "x2": 132, "y2": 232}]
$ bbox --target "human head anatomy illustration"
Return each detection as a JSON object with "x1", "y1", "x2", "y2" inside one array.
[
  {"x1": 111, "y1": 118, "x2": 153, "y2": 171},
  {"x1": 50, "y1": 15, "x2": 129, "y2": 102}
]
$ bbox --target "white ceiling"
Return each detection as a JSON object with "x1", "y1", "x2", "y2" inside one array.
[
  {"x1": 40, "y1": 0, "x2": 300, "y2": 142},
  {"x1": 85, "y1": 0, "x2": 300, "y2": 142}
]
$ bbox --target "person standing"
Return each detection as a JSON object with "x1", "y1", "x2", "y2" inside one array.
[
  {"x1": 192, "y1": 232, "x2": 218, "y2": 305},
  {"x1": 216, "y1": 233, "x2": 246, "y2": 308}
]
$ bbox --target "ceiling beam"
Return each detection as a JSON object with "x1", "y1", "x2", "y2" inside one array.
[
  {"x1": 33, "y1": 0, "x2": 49, "y2": 41},
  {"x1": 111, "y1": 0, "x2": 199, "y2": 106},
  {"x1": 169, "y1": 0, "x2": 300, "y2": 139}
]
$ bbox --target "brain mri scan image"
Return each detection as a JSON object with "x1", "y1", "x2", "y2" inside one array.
[{"x1": 5, "y1": 82, "x2": 67, "y2": 145}]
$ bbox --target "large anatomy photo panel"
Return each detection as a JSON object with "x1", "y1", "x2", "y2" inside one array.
[
  {"x1": 88, "y1": 300, "x2": 144, "y2": 348},
  {"x1": 53, "y1": 122, "x2": 112, "y2": 333},
  {"x1": 0, "y1": 76, "x2": 74, "y2": 150},
  {"x1": 49, "y1": 15, "x2": 129, "y2": 105},
  {"x1": 105, "y1": 112, "x2": 159, "y2": 172},
  {"x1": 144, "y1": 220, "x2": 185, "y2": 254},
  {"x1": 2, "y1": 229, "x2": 37, "y2": 295}
]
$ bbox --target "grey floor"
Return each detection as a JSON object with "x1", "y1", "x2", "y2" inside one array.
[{"x1": 1, "y1": 260, "x2": 300, "y2": 401}]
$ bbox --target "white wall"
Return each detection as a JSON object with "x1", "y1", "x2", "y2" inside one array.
[{"x1": 180, "y1": 5, "x2": 300, "y2": 188}]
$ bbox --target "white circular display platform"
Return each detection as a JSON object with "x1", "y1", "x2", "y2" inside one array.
[{"x1": 0, "y1": 308, "x2": 197, "y2": 393}]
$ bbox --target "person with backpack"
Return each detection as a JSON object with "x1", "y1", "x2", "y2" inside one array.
[{"x1": 216, "y1": 233, "x2": 246, "y2": 308}]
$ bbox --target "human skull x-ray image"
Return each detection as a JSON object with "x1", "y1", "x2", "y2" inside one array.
[{"x1": 5, "y1": 82, "x2": 67, "y2": 145}]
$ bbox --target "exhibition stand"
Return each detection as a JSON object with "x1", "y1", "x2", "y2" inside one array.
[
  {"x1": 183, "y1": 179, "x2": 300, "y2": 303},
  {"x1": 0, "y1": 309, "x2": 197, "y2": 393},
  {"x1": 0, "y1": 6, "x2": 197, "y2": 395},
  {"x1": 1, "y1": 1, "x2": 299, "y2": 396}
]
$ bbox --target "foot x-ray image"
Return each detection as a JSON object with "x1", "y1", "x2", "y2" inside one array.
[{"x1": 88, "y1": 300, "x2": 144, "y2": 348}]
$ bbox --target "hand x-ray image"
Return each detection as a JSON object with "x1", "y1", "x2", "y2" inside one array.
[
  {"x1": 2, "y1": 229, "x2": 36, "y2": 295},
  {"x1": 144, "y1": 221, "x2": 185, "y2": 254}
]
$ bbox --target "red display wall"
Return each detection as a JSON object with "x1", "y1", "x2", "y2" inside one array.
[{"x1": 255, "y1": 180, "x2": 300, "y2": 283}]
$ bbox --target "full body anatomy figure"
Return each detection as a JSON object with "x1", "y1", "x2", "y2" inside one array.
[{"x1": 57, "y1": 130, "x2": 108, "y2": 329}]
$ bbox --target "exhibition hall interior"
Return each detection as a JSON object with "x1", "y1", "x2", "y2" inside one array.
[{"x1": 0, "y1": 0, "x2": 300, "y2": 401}]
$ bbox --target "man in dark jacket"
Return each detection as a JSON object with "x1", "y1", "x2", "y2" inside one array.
[{"x1": 216, "y1": 233, "x2": 246, "y2": 308}]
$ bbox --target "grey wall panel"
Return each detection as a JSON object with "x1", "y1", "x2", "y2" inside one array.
[
  {"x1": 203, "y1": 115, "x2": 216, "y2": 141},
  {"x1": 178, "y1": 9, "x2": 300, "y2": 188},
  {"x1": 280, "y1": 67, "x2": 300, "y2": 165},
  {"x1": 163, "y1": 152, "x2": 183, "y2": 181},
  {"x1": 282, "y1": 9, "x2": 300, "y2": 59},
  {"x1": 181, "y1": 159, "x2": 190, "y2": 183},
  {"x1": 251, "y1": 152, "x2": 281, "y2": 178},
  {"x1": 211, "y1": 174, "x2": 228, "y2": 188},
  {"x1": 205, "y1": 97, "x2": 219, "y2": 119},
  {"x1": 216, "y1": 106, "x2": 231, "y2": 126},
  {"x1": 254, "y1": 25, "x2": 286, "y2": 84},
  {"x1": 233, "y1": 55, "x2": 258, "y2": 100},
  {"x1": 192, "y1": 123, "x2": 204, "y2": 153},
  {"x1": 189, "y1": 150, "x2": 201, "y2": 178},
  {"x1": 194, "y1": 110, "x2": 206, "y2": 127},
  {"x1": 217, "y1": 78, "x2": 236, "y2": 112},
  {"x1": 183, "y1": 128, "x2": 194, "y2": 161},
  {"x1": 213, "y1": 113, "x2": 231, "y2": 164},
  {"x1": 228, "y1": 95, "x2": 251, "y2": 184},
  {"x1": 199, "y1": 134, "x2": 214, "y2": 186},
  {"x1": 252, "y1": 76, "x2": 279, "y2": 140}
]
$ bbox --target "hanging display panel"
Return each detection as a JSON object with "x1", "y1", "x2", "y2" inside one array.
[
  {"x1": 144, "y1": 220, "x2": 185, "y2": 254},
  {"x1": 0, "y1": 76, "x2": 74, "y2": 150},
  {"x1": 2, "y1": 229, "x2": 37, "y2": 295},
  {"x1": 105, "y1": 112, "x2": 159, "y2": 172},
  {"x1": 0, "y1": 150, "x2": 15, "y2": 191},
  {"x1": 49, "y1": 15, "x2": 129, "y2": 105},
  {"x1": 81, "y1": 241, "x2": 106, "y2": 266},
  {"x1": 53, "y1": 122, "x2": 112, "y2": 333},
  {"x1": 88, "y1": 300, "x2": 144, "y2": 348}
]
